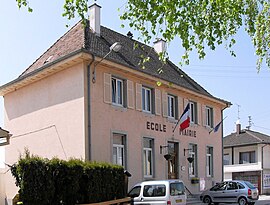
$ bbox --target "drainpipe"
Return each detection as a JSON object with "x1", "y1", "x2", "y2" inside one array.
[
  {"x1": 221, "y1": 103, "x2": 231, "y2": 182},
  {"x1": 261, "y1": 144, "x2": 269, "y2": 195},
  {"x1": 87, "y1": 53, "x2": 95, "y2": 161}
]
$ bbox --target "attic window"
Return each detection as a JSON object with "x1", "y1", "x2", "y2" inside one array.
[{"x1": 44, "y1": 55, "x2": 53, "y2": 64}]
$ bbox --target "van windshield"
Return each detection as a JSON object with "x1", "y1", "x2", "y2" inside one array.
[{"x1": 170, "y1": 182, "x2": 185, "y2": 196}]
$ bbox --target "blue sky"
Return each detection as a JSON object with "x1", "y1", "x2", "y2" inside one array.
[{"x1": 1, "y1": 1, "x2": 270, "y2": 165}]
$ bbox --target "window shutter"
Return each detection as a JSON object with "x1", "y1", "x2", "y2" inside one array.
[
  {"x1": 136, "y1": 83, "x2": 142, "y2": 111},
  {"x1": 162, "y1": 92, "x2": 168, "y2": 117},
  {"x1": 104, "y1": 73, "x2": 111, "y2": 104},
  {"x1": 127, "y1": 80, "x2": 134, "y2": 109},
  {"x1": 177, "y1": 96, "x2": 183, "y2": 119},
  {"x1": 155, "y1": 89, "x2": 161, "y2": 115},
  {"x1": 197, "y1": 102, "x2": 201, "y2": 125},
  {"x1": 202, "y1": 104, "x2": 206, "y2": 126}
]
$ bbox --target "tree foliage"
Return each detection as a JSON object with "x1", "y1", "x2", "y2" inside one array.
[{"x1": 16, "y1": 0, "x2": 270, "y2": 70}]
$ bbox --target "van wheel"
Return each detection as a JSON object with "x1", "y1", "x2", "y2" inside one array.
[
  {"x1": 238, "y1": 197, "x2": 247, "y2": 205},
  {"x1": 203, "y1": 196, "x2": 212, "y2": 204}
]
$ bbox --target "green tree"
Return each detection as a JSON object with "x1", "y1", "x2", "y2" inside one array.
[{"x1": 16, "y1": 0, "x2": 270, "y2": 70}]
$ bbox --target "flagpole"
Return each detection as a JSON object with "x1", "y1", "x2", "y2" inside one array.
[{"x1": 209, "y1": 116, "x2": 227, "y2": 134}]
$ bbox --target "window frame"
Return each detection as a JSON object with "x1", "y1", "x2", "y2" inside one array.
[
  {"x1": 167, "y1": 94, "x2": 176, "y2": 119},
  {"x1": 112, "y1": 133, "x2": 126, "y2": 168},
  {"x1": 206, "y1": 106, "x2": 214, "y2": 128},
  {"x1": 143, "y1": 138, "x2": 154, "y2": 178},
  {"x1": 142, "y1": 86, "x2": 152, "y2": 113},
  {"x1": 112, "y1": 77, "x2": 124, "y2": 106},
  {"x1": 206, "y1": 146, "x2": 213, "y2": 177},
  {"x1": 190, "y1": 101, "x2": 197, "y2": 124},
  {"x1": 239, "y1": 151, "x2": 256, "y2": 164},
  {"x1": 188, "y1": 144, "x2": 197, "y2": 177}
]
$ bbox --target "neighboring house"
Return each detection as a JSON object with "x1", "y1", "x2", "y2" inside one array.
[
  {"x1": 0, "y1": 4, "x2": 230, "y2": 204},
  {"x1": 224, "y1": 122, "x2": 270, "y2": 195}
]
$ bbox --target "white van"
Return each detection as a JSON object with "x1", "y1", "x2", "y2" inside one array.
[{"x1": 127, "y1": 180, "x2": 186, "y2": 205}]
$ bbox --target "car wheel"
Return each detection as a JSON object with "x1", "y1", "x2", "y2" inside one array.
[
  {"x1": 203, "y1": 196, "x2": 212, "y2": 204},
  {"x1": 238, "y1": 197, "x2": 247, "y2": 205}
]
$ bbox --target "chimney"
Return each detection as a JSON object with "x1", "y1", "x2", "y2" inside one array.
[
  {"x1": 89, "y1": 3, "x2": 101, "y2": 36},
  {"x1": 236, "y1": 120, "x2": 241, "y2": 135},
  {"x1": 153, "y1": 38, "x2": 166, "y2": 54}
]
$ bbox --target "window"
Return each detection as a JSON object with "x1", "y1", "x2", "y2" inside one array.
[
  {"x1": 143, "y1": 184, "x2": 166, "y2": 197},
  {"x1": 113, "y1": 133, "x2": 126, "y2": 167},
  {"x1": 206, "y1": 147, "x2": 213, "y2": 177},
  {"x1": 223, "y1": 154, "x2": 230, "y2": 165},
  {"x1": 143, "y1": 138, "x2": 154, "y2": 177},
  {"x1": 188, "y1": 144, "x2": 197, "y2": 177},
  {"x1": 168, "y1": 94, "x2": 177, "y2": 119},
  {"x1": 206, "y1": 106, "x2": 214, "y2": 128},
  {"x1": 112, "y1": 77, "x2": 123, "y2": 106},
  {"x1": 142, "y1": 86, "x2": 152, "y2": 113},
  {"x1": 190, "y1": 101, "x2": 197, "y2": 124},
  {"x1": 239, "y1": 151, "x2": 255, "y2": 164}
]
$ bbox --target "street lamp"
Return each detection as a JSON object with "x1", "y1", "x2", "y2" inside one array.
[{"x1": 92, "y1": 42, "x2": 122, "y2": 83}]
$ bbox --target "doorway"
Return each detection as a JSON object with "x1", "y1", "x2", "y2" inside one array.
[{"x1": 167, "y1": 142, "x2": 179, "y2": 179}]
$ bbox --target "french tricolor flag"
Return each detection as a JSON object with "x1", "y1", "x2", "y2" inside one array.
[{"x1": 179, "y1": 103, "x2": 190, "y2": 131}]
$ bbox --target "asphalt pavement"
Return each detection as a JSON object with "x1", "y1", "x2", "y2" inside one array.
[{"x1": 187, "y1": 195, "x2": 270, "y2": 205}]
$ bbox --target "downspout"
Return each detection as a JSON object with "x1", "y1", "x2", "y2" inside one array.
[
  {"x1": 221, "y1": 103, "x2": 231, "y2": 182},
  {"x1": 87, "y1": 53, "x2": 95, "y2": 161}
]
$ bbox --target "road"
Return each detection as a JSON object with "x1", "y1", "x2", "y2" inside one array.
[{"x1": 193, "y1": 195, "x2": 270, "y2": 205}]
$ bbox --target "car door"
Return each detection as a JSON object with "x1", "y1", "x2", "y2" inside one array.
[
  {"x1": 222, "y1": 181, "x2": 239, "y2": 203},
  {"x1": 210, "y1": 182, "x2": 227, "y2": 203}
]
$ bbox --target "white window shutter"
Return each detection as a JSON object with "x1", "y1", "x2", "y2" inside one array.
[
  {"x1": 202, "y1": 104, "x2": 206, "y2": 126},
  {"x1": 197, "y1": 102, "x2": 201, "y2": 125},
  {"x1": 127, "y1": 80, "x2": 134, "y2": 109},
  {"x1": 104, "y1": 73, "x2": 111, "y2": 104},
  {"x1": 162, "y1": 92, "x2": 168, "y2": 117},
  {"x1": 178, "y1": 96, "x2": 183, "y2": 118},
  {"x1": 136, "y1": 83, "x2": 142, "y2": 111},
  {"x1": 155, "y1": 89, "x2": 161, "y2": 115}
]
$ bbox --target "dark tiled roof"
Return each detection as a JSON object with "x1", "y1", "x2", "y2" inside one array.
[
  {"x1": 224, "y1": 129, "x2": 270, "y2": 147},
  {"x1": 16, "y1": 21, "x2": 226, "y2": 102}
]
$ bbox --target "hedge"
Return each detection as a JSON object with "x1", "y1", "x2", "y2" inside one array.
[{"x1": 11, "y1": 151, "x2": 125, "y2": 205}]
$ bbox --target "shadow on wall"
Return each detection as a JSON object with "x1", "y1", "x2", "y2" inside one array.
[{"x1": 4, "y1": 64, "x2": 84, "y2": 121}]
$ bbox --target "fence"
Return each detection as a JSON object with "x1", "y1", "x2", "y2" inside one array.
[{"x1": 78, "y1": 197, "x2": 132, "y2": 205}]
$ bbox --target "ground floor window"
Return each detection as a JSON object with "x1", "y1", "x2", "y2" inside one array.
[
  {"x1": 206, "y1": 146, "x2": 213, "y2": 177},
  {"x1": 188, "y1": 144, "x2": 197, "y2": 177},
  {"x1": 143, "y1": 137, "x2": 154, "y2": 178},
  {"x1": 112, "y1": 133, "x2": 126, "y2": 167}
]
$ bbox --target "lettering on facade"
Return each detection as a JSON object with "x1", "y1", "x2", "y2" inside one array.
[
  {"x1": 146, "y1": 121, "x2": 166, "y2": 132},
  {"x1": 179, "y1": 129, "x2": 196, "y2": 137}
]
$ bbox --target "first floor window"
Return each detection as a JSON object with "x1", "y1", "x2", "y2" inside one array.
[
  {"x1": 188, "y1": 144, "x2": 197, "y2": 177},
  {"x1": 223, "y1": 154, "x2": 230, "y2": 165},
  {"x1": 206, "y1": 106, "x2": 214, "y2": 128},
  {"x1": 190, "y1": 101, "x2": 198, "y2": 124},
  {"x1": 113, "y1": 133, "x2": 126, "y2": 167},
  {"x1": 143, "y1": 138, "x2": 154, "y2": 177},
  {"x1": 142, "y1": 86, "x2": 152, "y2": 113},
  {"x1": 168, "y1": 94, "x2": 176, "y2": 119},
  {"x1": 239, "y1": 151, "x2": 255, "y2": 164},
  {"x1": 206, "y1": 147, "x2": 213, "y2": 177},
  {"x1": 112, "y1": 77, "x2": 123, "y2": 106}
]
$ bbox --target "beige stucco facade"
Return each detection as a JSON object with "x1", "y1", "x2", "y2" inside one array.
[{"x1": 1, "y1": 50, "x2": 229, "y2": 204}]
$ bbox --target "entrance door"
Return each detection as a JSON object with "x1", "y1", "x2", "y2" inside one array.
[{"x1": 167, "y1": 142, "x2": 179, "y2": 179}]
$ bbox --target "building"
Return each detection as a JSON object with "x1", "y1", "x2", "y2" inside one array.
[
  {"x1": 0, "y1": 4, "x2": 230, "y2": 204},
  {"x1": 224, "y1": 122, "x2": 270, "y2": 195}
]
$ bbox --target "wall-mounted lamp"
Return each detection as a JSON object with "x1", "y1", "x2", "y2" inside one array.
[
  {"x1": 0, "y1": 128, "x2": 12, "y2": 146},
  {"x1": 183, "y1": 148, "x2": 192, "y2": 156},
  {"x1": 92, "y1": 42, "x2": 122, "y2": 83},
  {"x1": 160, "y1": 145, "x2": 169, "y2": 154}
]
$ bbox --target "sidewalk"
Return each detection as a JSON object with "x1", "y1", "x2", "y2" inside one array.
[{"x1": 259, "y1": 195, "x2": 270, "y2": 200}]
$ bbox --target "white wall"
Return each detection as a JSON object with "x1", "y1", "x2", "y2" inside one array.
[
  {"x1": 0, "y1": 170, "x2": 5, "y2": 205},
  {"x1": 0, "y1": 147, "x2": 4, "y2": 168}
]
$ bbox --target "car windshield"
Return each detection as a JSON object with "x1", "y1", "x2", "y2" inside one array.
[
  {"x1": 244, "y1": 181, "x2": 256, "y2": 189},
  {"x1": 210, "y1": 182, "x2": 226, "y2": 191},
  {"x1": 128, "y1": 186, "x2": 141, "y2": 197},
  {"x1": 170, "y1": 182, "x2": 185, "y2": 196}
]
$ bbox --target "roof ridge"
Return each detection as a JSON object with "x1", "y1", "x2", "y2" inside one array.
[{"x1": 245, "y1": 130, "x2": 264, "y2": 142}]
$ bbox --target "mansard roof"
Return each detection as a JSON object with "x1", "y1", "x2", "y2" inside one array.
[
  {"x1": 224, "y1": 129, "x2": 270, "y2": 148},
  {"x1": 0, "y1": 20, "x2": 230, "y2": 105}
]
